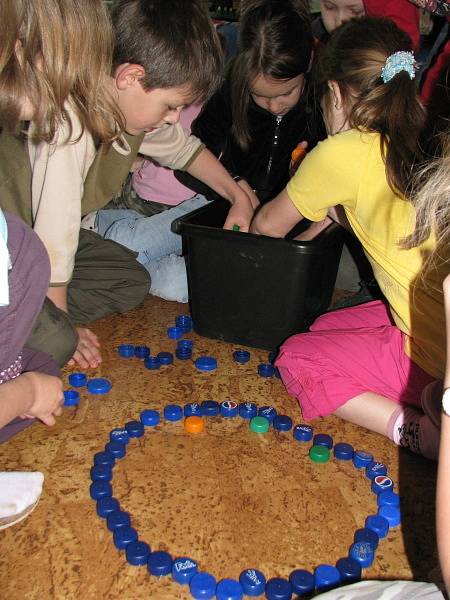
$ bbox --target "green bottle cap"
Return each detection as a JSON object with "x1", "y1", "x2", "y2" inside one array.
[
  {"x1": 250, "y1": 416, "x2": 270, "y2": 433},
  {"x1": 309, "y1": 445, "x2": 331, "y2": 463},
  {"x1": 232, "y1": 224, "x2": 240, "y2": 231}
]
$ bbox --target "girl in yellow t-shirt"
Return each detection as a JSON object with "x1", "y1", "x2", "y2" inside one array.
[{"x1": 250, "y1": 16, "x2": 445, "y2": 460}]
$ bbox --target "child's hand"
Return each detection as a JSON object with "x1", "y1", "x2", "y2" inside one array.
[
  {"x1": 236, "y1": 179, "x2": 260, "y2": 210},
  {"x1": 20, "y1": 372, "x2": 64, "y2": 426},
  {"x1": 67, "y1": 327, "x2": 102, "y2": 369},
  {"x1": 223, "y1": 192, "x2": 255, "y2": 232}
]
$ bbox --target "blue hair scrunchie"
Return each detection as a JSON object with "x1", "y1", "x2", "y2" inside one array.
[{"x1": 380, "y1": 51, "x2": 417, "y2": 84}]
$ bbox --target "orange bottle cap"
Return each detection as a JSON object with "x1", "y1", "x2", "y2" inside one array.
[{"x1": 184, "y1": 416, "x2": 205, "y2": 434}]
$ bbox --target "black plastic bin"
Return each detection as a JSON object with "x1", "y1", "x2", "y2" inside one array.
[{"x1": 172, "y1": 199, "x2": 344, "y2": 351}]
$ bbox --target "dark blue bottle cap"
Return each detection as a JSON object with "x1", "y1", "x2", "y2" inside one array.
[
  {"x1": 90, "y1": 465, "x2": 112, "y2": 482},
  {"x1": 257, "y1": 363, "x2": 275, "y2": 378},
  {"x1": 107, "y1": 510, "x2": 131, "y2": 532},
  {"x1": 273, "y1": 415, "x2": 293, "y2": 432},
  {"x1": 268, "y1": 351, "x2": 277, "y2": 364},
  {"x1": 96, "y1": 496, "x2": 120, "y2": 518},
  {"x1": 164, "y1": 404, "x2": 183, "y2": 421},
  {"x1": 365, "y1": 514, "x2": 390, "y2": 538},
  {"x1": 239, "y1": 569, "x2": 266, "y2": 596},
  {"x1": 175, "y1": 348, "x2": 192, "y2": 360},
  {"x1": 110, "y1": 428, "x2": 129, "y2": 444},
  {"x1": 365, "y1": 462, "x2": 388, "y2": 480},
  {"x1": 195, "y1": 356, "x2": 217, "y2": 371},
  {"x1": 68, "y1": 372, "x2": 87, "y2": 387},
  {"x1": 238, "y1": 403, "x2": 258, "y2": 419},
  {"x1": 157, "y1": 352, "x2": 174, "y2": 365},
  {"x1": 178, "y1": 339, "x2": 194, "y2": 350},
  {"x1": 118, "y1": 344, "x2": 134, "y2": 358},
  {"x1": 334, "y1": 442, "x2": 354, "y2": 460},
  {"x1": 216, "y1": 578, "x2": 243, "y2": 600},
  {"x1": 87, "y1": 377, "x2": 112, "y2": 394},
  {"x1": 89, "y1": 480, "x2": 112, "y2": 500},
  {"x1": 314, "y1": 565, "x2": 341, "y2": 592},
  {"x1": 349, "y1": 541, "x2": 375, "y2": 569},
  {"x1": 167, "y1": 326, "x2": 183, "y2": 339},
  {"x1": 144, "y1": 356, "x2": 160, "y2": 370},
  {"x1": 289, "y1": 569, "x2": 315, "y2": 594},
  {"x1": 175, "y1": 315, "x2": 192, "y2": 333},
  {"x1": 371, "y1": 475, "x2": 394, "y2": 495},
  {"x1": 220, "y1": 400, "x2": 239, "y2": 418},
  {"x1": 105, "y1": 440, "x2": 126, "y2": 459},
  {"x1": 63, "y1": 389, "x2": 80, "y2": 406},
  {"x1": 134, "y1": 345, "x2": 150, "y2": 359},
  {"x1": 94, "y1": 451, "x2": 115, "y2": 468},
  {"x1": 265, "y1": 577, "x2": 293, "y2": 600},
  {"x1": 352, "y1": 450, "x2": 374, "y2": 469},
  {"x1": 258, "y1": 406, "x2": 277, "y2": 423},
  {"x1": 125, "y1": 420, "x2": 145, "y2": 438},
  {"x1": 148, "y1": 550, "x2": 173, "y2": 576},
  {"x1": 354, "y1": 527, "x2": 379, "y2": 550},
  {"x1": 172, "y1": 557, "x2": 198, "y2": 584},
  {"x1": 113, "y1": 525, "x2": 138, "y2": 550},
  {"x1": 201, "y1": 400, "x2": 220, "y2": 417},
  {"x1": 377, "y1": 490, "x2": 400, "y2": 508},
  {"x1": 336, "y1": 558, "x2": 361, "y2": 583},
  {"x1": 126, "y1": 540, "x2": 151, "y2": 566},
  {"x1": 233, "y1": 350, "x2": 250, "y2": 364},
  {"x1": 313, "y1": 433, "x2": 333, "y2": 449},
  {"x1": 189, "y1": 572, "x2": 217, "y2": 599},
  {"x1": 140, "y1": 409, "x2": 160, "y2": 426},
  {"x1": 184, "y1": 403, "x2": 203, "y2": 417},
  {"x1": 293, "y1": 424, "x2": 314, "y2": 442},
  {"x1": 378, "y1": 504, "x2": 401, "y2": 527}
]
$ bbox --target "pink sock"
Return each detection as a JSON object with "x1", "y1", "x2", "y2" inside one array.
[{"x1": 387, "y1": 406, "x2": 440, "y2": 460}]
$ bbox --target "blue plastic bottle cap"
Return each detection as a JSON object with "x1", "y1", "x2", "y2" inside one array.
[
  {"x1": 172, "y1": 557, "x2": 198, "y2": 584},
  {"x1": 178, "y1": 339, "x2": 194, "y2": 350},
  {"x1": 63, "y1": 390, "x2": 80, "y2": 406},
  {"x1": 90, "y1": 465, "x2": 112, "y2": 482},
  {"x1": 134, "y1": 345, "x2": 150, "y2": 359},
  {"x1": 314, "y1": 565, "x2": 341, "y2": 592},
  {"x1": 118, "y1": 344, "x2": 134, "y2": 358},
  {"x1": 334, "y1": 442, "x2": 354, "y2": 460},
  {"x1": 257, "y1": 363, "x2": 275, "y2": 378},
  {"x1": 352, "y1": 450, "x2": 374, "y2": 469},
  {"x1": 105, "y1": 440, "x2": 126, "y2": 459},
  {"x1": 89, "y1": 480, "x2": 112, "y2": 500},
  {"x1": 365, "y1": 514, "x2": 390, "y2": 539},
  {"x1": 110, "y1": 428, "x2": 129, "y2": 444},
  {"x1": 148, "y1": 550, "x2": 173, "y2": 576},
  {"x1": 273, "y1": 415, "x2": 293, "y2": 432},
  {"x1": 313, "y1": 433, "x2": 334, "y2": 449},
  {"x1": 233, "y1": 350, "x2": 250, "y2": 364},
  {"x1": 126, "y1": 540, "x2": 151, "y2": 566},
  {"x1": 144, "y1": 356, "x2": 160, "y2": 370},
  {"x1": 113, "y1": 525, "x2": 138, "y2": 550},
  {"x1": 189, "y1": 572, "x2": 217, "y2": 599},
  {"x1": 335, "y1": 558, "x2": 362, "y2": 583},
  {"x1": 265, "y1": 577, "x2": 293, "y2": 600},
  {"x1": 175, "y1": 347, "x2": 192, "y2": 360},
  {"x1": 239, "y1": 569, "x2": 266, "y2": 596},
  {"x1": 107, "y1": 510, "x2": 131, "y2": 532},
  {"x1": 184, "y1": 403, "x2": 203, "y2": 417},
  {"x1": 377, "y1": 490, "x2": 400, "y2": 508},
  {"x1": 167, "y1": 326, "x2": 183, "y2": 340},
  {"x1": 365, "y1": 462, "x2": 388, "y2": 480},
  {"x1": 175, "y1": 315, "x2": 192, "y2": 333},
  {"x1": 125, "y1": 420, "x2": 145, "y2": 438},
  {"x1": 221, "y1": 400, "x2": 239, "y2": 418},
  {"x1": 87, "y1": 378, "x2": 112, "y2": 394},
  {"x1": 94, "y1": 451, "x2": 115, "y2": 468},
  {"x1": 216, "y1": 578, "x2": 243, "y2": 600},
  {"x1": 378, "y1": 504, "x2": 401, "y2": 527},
  {"x1": 195, "y1": 356, "x2": 218, "y2": 371},
  {"x1": 349, "y1": 541, "x2": 375, "y2": 569},
  {"x1": 293, "y1": 424, "x2": 314, "y2": 442},
  {"x1": 258, "y1": 406, "x2": 277, "y2": 423},
  {"x1": 288, "y1": 569, "x2": 315, "y2": 595},
  {"x1": 164, "y1": 404, "x2": 183, "y2": 422},
  {"x1": 354, "y1": 527, "x2": 380, "y2": 550},
  {"x1": 68, "y1": 372, "x2": 87, "y2": 387},
  {"x1": 371, "y1": 475, "x2": 394, "y2": 495},
  {"x1": 238, "y1": 403, "x2": 258, "y2": 419},
  {"x1": 157, "y1": 352, "x2": 174, "y2": 365},
  {"x1": 201, "y1": 400, "x2": 220, "y2": 417},
  {"x1": 96, "y1": 496, "x2": 120, "y2": 518},
  {"x1": 140, "y1": 409, "x2": 160, "y2": 426}
]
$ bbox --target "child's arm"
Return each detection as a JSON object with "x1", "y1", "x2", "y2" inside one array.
[{"x1": 250, "y1": 188, "x2": 303, "y2": 237}]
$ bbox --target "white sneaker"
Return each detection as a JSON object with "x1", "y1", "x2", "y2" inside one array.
[{"x1": 81, "y1": 211, "x2": 98, "y2": 232}]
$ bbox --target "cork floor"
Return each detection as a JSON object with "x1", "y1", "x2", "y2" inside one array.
[{"x1": 0, "y1": 295, "x2": 441, "y2": 599}]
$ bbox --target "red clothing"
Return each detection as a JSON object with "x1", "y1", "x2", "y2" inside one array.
[{"x1": 363, "y1": 0, "x2": 421, "y2": 49}]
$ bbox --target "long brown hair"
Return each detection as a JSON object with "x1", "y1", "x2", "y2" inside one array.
[
  {"x1": 315, "y1": 17, "x2": 426, "y2": 198},
  {"x1": 0, "y1": 0, "x2": 122, "y2": 143}
]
